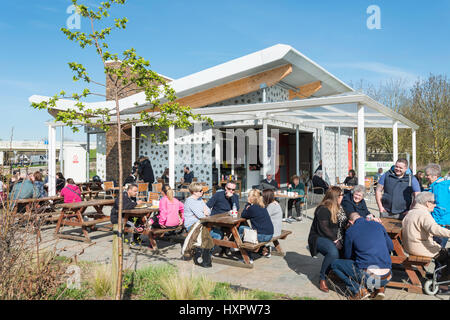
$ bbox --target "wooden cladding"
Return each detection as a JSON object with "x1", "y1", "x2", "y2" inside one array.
[
  {"x1": 288, "y1": 81, "x2": 322, "y2": 100},
  {"x1": 144, "y1": 64, "x2": 293, "y2": 112}
]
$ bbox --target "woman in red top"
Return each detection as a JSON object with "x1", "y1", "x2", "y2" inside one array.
[{"x1": 60, "y1": 178, "x2": 82, "y2": 203}]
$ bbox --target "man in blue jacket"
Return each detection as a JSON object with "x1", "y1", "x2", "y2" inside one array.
[
  {"x1": 331, "y1": 212, "x2": 393, "y2": 300},
  {"x1": 375, "y1": 158, "x2": 420, "y2": 220}
]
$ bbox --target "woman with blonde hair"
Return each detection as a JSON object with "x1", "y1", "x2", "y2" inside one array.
[
  {"x1": 149, "y1": 184, "x2": 184, "y2": 229},
  {"x1": 307, "y1": 186, "x2": 344, "y2": 293},
  {"x1": 183, "y1": 182, "x2": 210, "y2": 232},
  {"x1": 239, "y1": 189, "x2": 274, "y2": 245}
]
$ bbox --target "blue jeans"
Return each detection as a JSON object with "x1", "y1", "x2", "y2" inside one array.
[
  {"x1": 316, "y1": 237, "x2": 340, "y2": 280},
  {"x1": 238, "y1": 226, "x2": 273, "y2": 242},
  {"x1": 210, "y1": 228, "x2": 224, "y2": 240},
  {"x1": 331, "y1": 259, "x2": 391, "y2": 295}
]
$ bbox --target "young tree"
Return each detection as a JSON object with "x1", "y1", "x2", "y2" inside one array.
[{"x1": 31, "y1": 0, "x2": 211, "y2": 299}]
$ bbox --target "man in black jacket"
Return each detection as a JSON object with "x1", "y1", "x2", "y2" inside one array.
[
  {"x1": 312, "y1": 170, "x2": 329, "y2": 194},
  {"x1": 138, "y1": 156, "x2": 155, "y2": 188},
  {"x1": 260, "y1": 173, "x2": 279, "y2": 190},
  {"x1": 110, "y1": 183, "x2": 143, "y2": 225}
]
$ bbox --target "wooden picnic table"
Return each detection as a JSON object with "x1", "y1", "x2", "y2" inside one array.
[
  {"x1": 200, "y1": 212, "x2": 292, "y2": 268},
  {"x1": 54, "y1": 199, "x2": 115, "y2": 242},
  {"x1": 10, "y1": 196, "x2": 63, "y2": 214},
  {"x1": 274, "y1": 193, "x2": 305, "y2": 219},
  {"x1": 381, "y1": 217, "x2": 432, "y2": 293},
  {"x1": 122, "y1": 206, "x2": 184, "y2": 249}
]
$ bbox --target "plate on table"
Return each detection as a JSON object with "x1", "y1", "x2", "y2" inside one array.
[{"x1": 135, "y1": 204, "x2": 148, "y2": 209}]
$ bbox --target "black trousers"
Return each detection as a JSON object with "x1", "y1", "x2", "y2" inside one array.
[{"x1": 287, "y1": 199, "x2": 302, "y2": 217}]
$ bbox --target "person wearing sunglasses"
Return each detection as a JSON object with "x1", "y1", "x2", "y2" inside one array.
[{"x1": 206, "y1": 181, "x2": 240, "y2": 246}]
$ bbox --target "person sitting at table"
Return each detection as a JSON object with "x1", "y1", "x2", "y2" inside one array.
[
  {"x1": 260, "y1": 173, "x2": 279, "y2": 190},
  {"x1": 110, "y1": 183, "x2": 144, "y2": 229},
  {"x1": 207, "y1": 181, "x2": 240, "y2": 216},
  {"x1": 343, "y1": 169, "x2": 358, "y2": 186},
  {"x1": 402, "y1": 192, "x2": 450, "y2": 286},
  {"x1": 138, "y1": 156, "x2": 155, "y2": 188},
  {"x1": 124, "y1": 171, "x2": 137, "y2": 186},
  {"x1": 341, "y1": 185, "x2": 372, "y2": 219},
  {"x1": 312, "y1": 170, "x2": 329, "y2": 194},
  {"x1": 10, "y1": 173, "x2": 38, "y2": 212},
  {"x1": 287, "y1": 175, "x2": 305, "y2": 221},
  {"x1": 374, "y1": 168, "x2": 384, "y2": 183},
  {"x1": 56, "y1": 172, "x2": 66, "y2": 194},
  {"x1": 149, "y1": 185, "x2": 184, "y2": 229},
  {"x1": 307, "y1": 186, "x2": 343, "y2": 293},
  {"x1": 160, "y1": 168, "x2": 170, "y2": 184},
  {"x1": 183, "y1": 182, "x2": 210, "y2": 232},
  {"x1": 262, "y1": 189, "x2": 282, "y2": 239},
  {"x1": 32, "y1": 171, "x2": 47, "y2": 198},
  {"x1": 239, "y1": 189, "x2": 274, "y2": 261},
  {"x1": 60, "y1": 178, "x2": 82, "y2": 203},
  {"x1": 180, "y1": 166, "x2": 194, "y2": 185},
  {"x1": 331, "y1": 212, "x2": 394, "y2": 300}
]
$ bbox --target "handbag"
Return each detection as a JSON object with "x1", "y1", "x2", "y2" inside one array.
[{"x1": 243, "y1": 228, "x2": 258, "y2": 244}]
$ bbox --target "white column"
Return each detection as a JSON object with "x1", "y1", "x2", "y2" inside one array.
[
  {"x1": 338, "y1": 126, "x2": 341, "y2": 183},
  {"x1": 86, "y1": 132, "x2": 90, "y2": 182},
  {"x1": 296, "y1": 125, "x2": 300, "y2": 176},
  {"x1": 262, "y1": 120, "x2": 268, "y2": 177},
  {"x1": 357, "y1": 104, "x2": 365, "y2": 186},
  {"x1": 215, "y1": 130, "x2": 221, "y2": 183},
  {"x1": 60, "y1": 126, "x2": 64, "y2": 175},
  {"x1": 412, "y1": 129, "x2": 417, "y2": 174},
  {"x1": 168, "y1": 125, "x2": 175, "y2": 189},
  {"x1": 48, "y1": 125, "x2": 56, "y2": 196},
  {"x1": 131, "y1": 125, "x2": 136, "y2": 167},
  {"x1": 393, "y1": 121, "x2": 398, "y2": 163}
]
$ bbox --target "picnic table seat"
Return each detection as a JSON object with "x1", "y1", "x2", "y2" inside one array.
[
  {"x1": 239, "y1": 229, "x2": 292, "y2": 256},
  {"x1": 143, "y1": 225, "x2": 184, "y2": 249}
]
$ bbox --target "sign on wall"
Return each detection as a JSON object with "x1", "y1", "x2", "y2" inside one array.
[
  {"x1": 365, "y1": 161, "x2": 393, "y2": 173},
  {"x1": 63, "y1": 146, "x2": 87, "y2": 183}
]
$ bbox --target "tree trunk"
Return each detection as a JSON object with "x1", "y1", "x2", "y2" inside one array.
[{"x1": 114, "y1": 94, "x2": 124, "y2": 300}]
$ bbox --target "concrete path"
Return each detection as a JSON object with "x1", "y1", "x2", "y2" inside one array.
[{"x1": 40, "y1": 199, "x2": 449, "y2": 301}]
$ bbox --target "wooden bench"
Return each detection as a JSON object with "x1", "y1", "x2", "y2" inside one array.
[
  {"x1": 381, "y1": 217, "x2": 432, "y2": 294},
  {"x1": 388, "y1": 254, "x2": 432, "y2": 294},
  {"x1": 143, "y1": 225, "x2": 184, "y2": 249},
  {"x1": 239, "y1": 230, "x2": 292, "y2": 256}
]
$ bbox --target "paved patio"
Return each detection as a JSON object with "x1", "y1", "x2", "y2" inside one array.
[{"x1": 40, "y1": 199, "x2": 449, "y2": 300}]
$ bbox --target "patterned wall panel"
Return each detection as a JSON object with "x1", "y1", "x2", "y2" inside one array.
[
  {"x1": 96, "y1": 132, "x2": 106, "y2": 181},
  {"x1": 138, "y1": 125, "x2": 213, "y2": 185}
]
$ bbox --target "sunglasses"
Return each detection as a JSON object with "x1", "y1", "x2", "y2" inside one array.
[
  {"x1": 428, "y1": 201, "x2": 436, "y2": 204},
  {"x1": 226, "y1": 187, "x2": 236, "y2": 191}
]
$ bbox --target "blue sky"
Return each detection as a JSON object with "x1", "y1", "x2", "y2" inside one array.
[{"x1": 0, "y1": 0, "x2": 448, "y2": 141}]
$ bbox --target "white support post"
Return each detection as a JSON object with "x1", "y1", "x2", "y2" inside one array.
[
  {"x1": 338, "y1": 126, "x2": 341, "y2": 183},
  {"x1": 48, "y1": 125, "x2": 56, "y2": 196},
  {"x1": 412, "y1": 129, "x2": 417, "y2": 174},
  {"x1": 215, "y1": 130, "x2": 221, "y2": 183},
  {"x1": 296, "y1": 125, "x2": 300, "y2": 176},
  {"x1": 60, "y1": 126, "x2": 64, "y2": 176},
  {"x1": 262, "y1": 120, "x2": 268, "y2": 177},
  {"x1": 393, "y1": 121, "x2": 398, "y2": 164},
  {"x1": 131, "y1": 125, "x2": 136, "y2": 167},
  {"x1": 357, "y1": 104, "x2": 365, "y2": 186},
  {"x1": 168, "y1": 125, "x2": 175, "y2": 189},
  {"x1": 86, "y1": 132, "x2": 90, "y2": 182}
]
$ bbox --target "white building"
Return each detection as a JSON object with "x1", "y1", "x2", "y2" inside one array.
[{"x1": 30, "y1": 44, "x2": 418, "y2": 196}]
